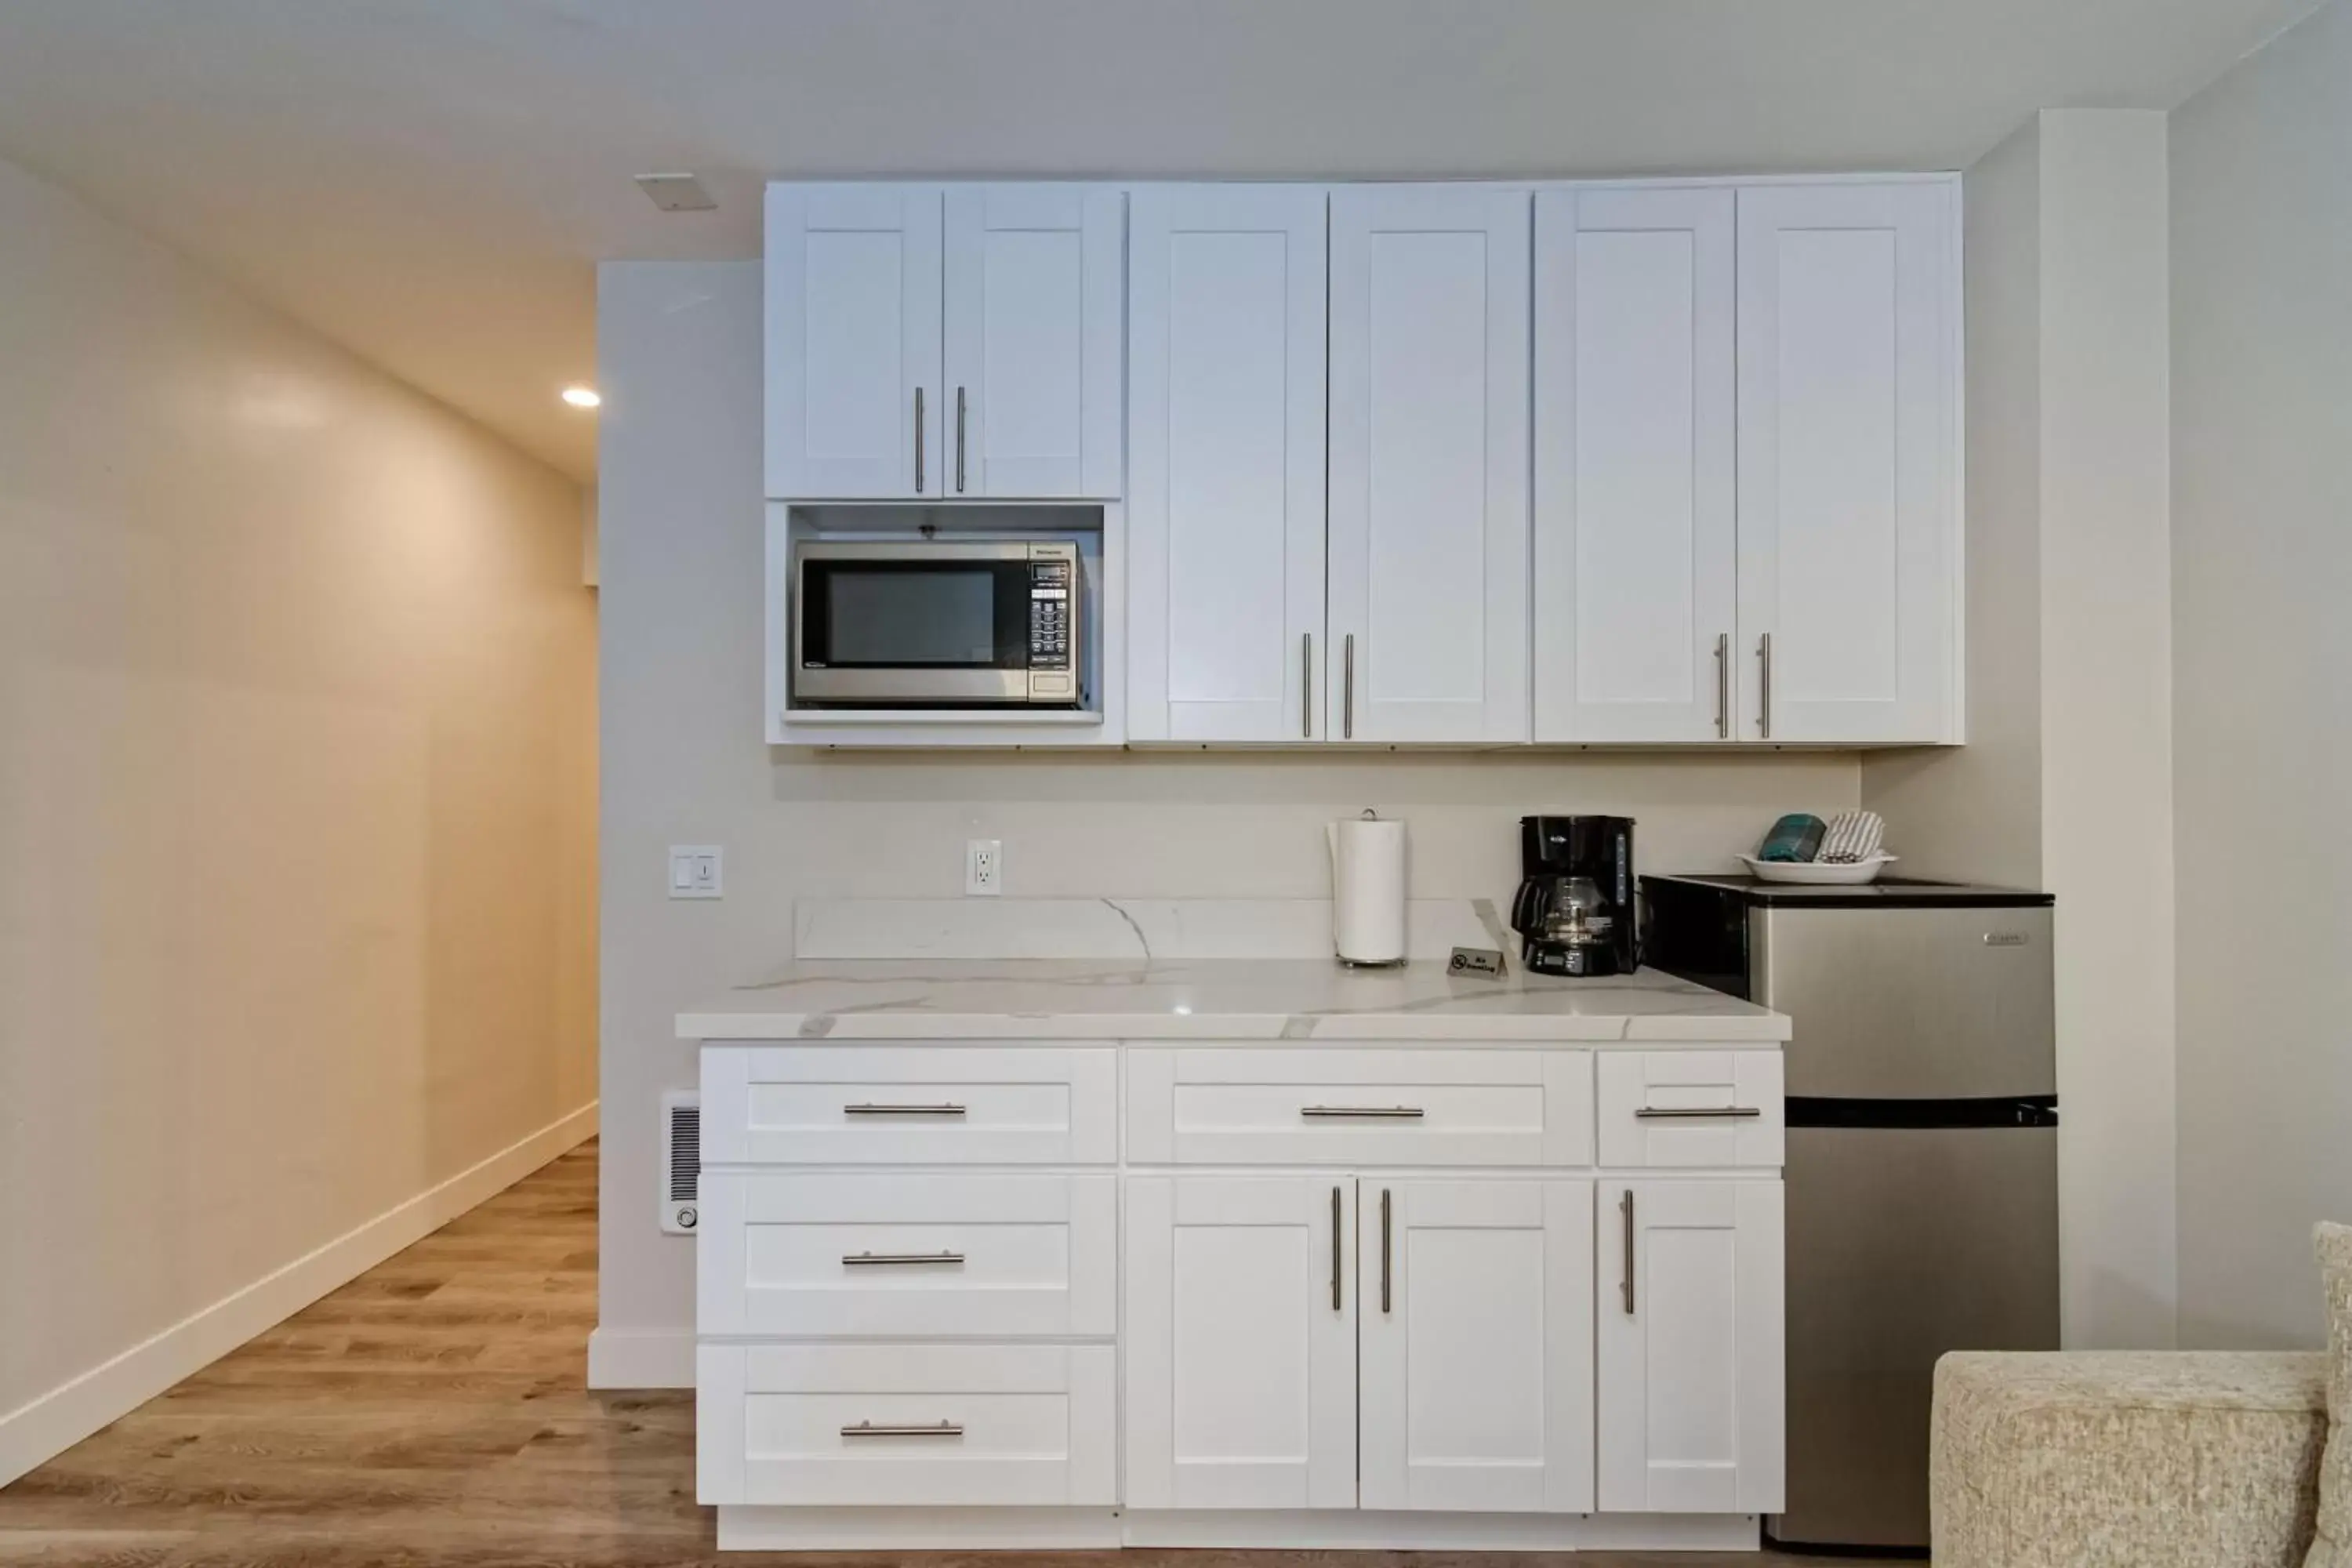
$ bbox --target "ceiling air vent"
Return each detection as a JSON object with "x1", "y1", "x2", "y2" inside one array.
[
  {"x1": 634, "y1": 172, "x2": 717, "y2": 212},
  {"x1": 660, "y1": 1091, "x2": 700, "y2": 1235}
]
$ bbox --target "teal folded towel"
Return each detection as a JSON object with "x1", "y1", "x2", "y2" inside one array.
[{"x1": 1758, "y1": 814, "x2": 1826, "y2": 862}]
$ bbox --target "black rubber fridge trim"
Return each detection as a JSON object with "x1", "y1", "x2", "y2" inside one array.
[{"x1": 1786, "y1": 1094, "x2": 2059, "y2": 1129}]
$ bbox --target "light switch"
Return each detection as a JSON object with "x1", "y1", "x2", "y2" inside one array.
[{"x1": 669, "y1": 845, "x2": 723, "y2": 899}]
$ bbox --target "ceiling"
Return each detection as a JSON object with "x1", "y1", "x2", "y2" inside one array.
[{"x1": 0, "y1": 0, "x2": 2313, "y2": 481}]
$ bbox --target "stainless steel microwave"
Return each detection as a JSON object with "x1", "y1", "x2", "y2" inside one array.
[{"x1": 791, "y1": 539, "x2": 1083, "y2": 707}]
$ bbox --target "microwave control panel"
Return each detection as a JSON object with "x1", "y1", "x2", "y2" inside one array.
[{"x1": 1028, "y1": 553, "x2": 1073, "y2": 671}]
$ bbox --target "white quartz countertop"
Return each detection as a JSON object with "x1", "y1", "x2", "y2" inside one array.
[{"x1": 676, "y1": 959, "x2": 1789, "y2": 1044}]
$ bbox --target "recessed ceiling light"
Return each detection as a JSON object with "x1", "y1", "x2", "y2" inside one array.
[{"x1": 561, "y1": 386, "x2": 601, "y2": 409}]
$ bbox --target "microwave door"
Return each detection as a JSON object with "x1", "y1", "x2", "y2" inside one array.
[{"x1": 794, "y1": 552, "x2": 1033, "y2": 705}]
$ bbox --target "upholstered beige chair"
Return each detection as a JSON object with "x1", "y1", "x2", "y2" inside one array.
[{"x1": 1931, "y1": 1351, "x2": 2328, "y2": 1568}]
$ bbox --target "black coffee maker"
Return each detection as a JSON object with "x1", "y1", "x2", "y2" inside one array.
[{"x1": 1511, "y1": 815, "x2": 1637, "y2": 978}]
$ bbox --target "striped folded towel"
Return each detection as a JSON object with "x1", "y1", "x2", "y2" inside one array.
[{"x1": 1817, "y1": 809, "x2": 1886, "y2": 863}]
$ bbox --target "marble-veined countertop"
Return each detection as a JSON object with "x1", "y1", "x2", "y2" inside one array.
[{"x1": 676, "y1": 957, "x2": 1788, "y2": 1044}]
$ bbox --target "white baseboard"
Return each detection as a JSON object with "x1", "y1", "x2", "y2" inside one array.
[
  {"x1": 0, "y1": 1100, "x2": 598, "y2": 1488},
  {"x1": 587, "y1": 1326, "x2": 696, "y2": 1389},
  {"x1": 711, "y1": 1508, "x2": 1762, "y2": 1554},
  {"x1": 719, "y1": 1507, "x2": 1123, "y2": 1552},
  {"x1": 1122, "y1": 1509, "x2": 1759, "y2": 1551}
]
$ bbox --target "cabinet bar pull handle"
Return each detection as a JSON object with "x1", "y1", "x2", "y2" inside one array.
[
  {"x1": 1758, "y1": 632, "x2": 1773, "y2": 739},
  {"x1": 844, "y1": 1102, "x2": 967, "y2": 1116},
  {"x1": 1380, "y1": 1188, "x2": 1393, "y2": 1315},
  {"x1": 843, "y1": 1250, "x2": 964, "y2": 1267},
  {"x1": 842, "y1": 1421, "x2": 963, "y2": 1438},
  {"x1": 1301, "y1": 633, "x2": 1313, "y2": 738},
  {"x1": 1715, "y1": 632, "x2": 1730, "y2": 739},
  {"x1": 1621, "y1": 1189, "x2": 1636, "y2": 1316},
  {"x1": 914, "y1": 387, "x2": 927, "y2": 492},
  {"x1": 1301, "y1": 1105, "x2": 1425, "y2": 1119},
  {"x1": 1635, "y1": 1105, "x2": 1763, "y2": 1120},
  {"x1": 1330, "y1": 1185, "x2": 1343, "y2": 1311},
  {"x1": 955, "y1": 385, "x2": 967, "y2": 493},
  {"x1": 1343, "y1": 634, "x2": 1356, "y2": 739}
]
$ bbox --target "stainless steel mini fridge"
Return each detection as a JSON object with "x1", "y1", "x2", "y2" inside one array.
[{"x1": 1642, "y1": 874, "x2": 2060, "y2": 1552}]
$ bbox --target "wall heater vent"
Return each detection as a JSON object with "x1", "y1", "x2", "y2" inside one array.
[{"x1": 660, "y1": 1091, "x2": 700, "y2": 1235}]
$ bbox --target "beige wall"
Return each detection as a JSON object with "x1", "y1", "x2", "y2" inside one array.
[
  {"x1": 593, "y1": 260, "x2": 1861, "y2": 1370},
  {"x1": 2170, "y1": 0, "x2": 2352, "y2": 1348},
  {"x1": 0, "y1": 152, "x2": 597, "y2": 1475},
  {"x1": 1863, "y1": 108, "x2": 2178, "y2": 1349}
]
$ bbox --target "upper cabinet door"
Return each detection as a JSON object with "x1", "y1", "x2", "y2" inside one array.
[
  {"x1": 1534, "y1": 188, "x2": 1738, "y2": 742},
  {"x1": 764, "y1": 184, "x2": 944, "y2": 499},
  {"x1": 1127, "y1": 187, "x2": 1329, "y2": 742},
  {"x1": 1359, "y1": 1179, "x2": 1595, "y2": 1514},
  {"x1": 1329, "y1": 187, "x2": 1532, "y2": 743},
  {"x1": 1124, "y1": 1175, "x2": 1358, "y2": 1510},
  {"x1": 943, "y1": 186, "x2": 1124, "y2": 499},
  {"x1": 1736, "y1": 182, "x2": 1959, "y2": 743},
  {"x1": 1596, "y1": 1179, "x2": 1786, "y2": 1515}
]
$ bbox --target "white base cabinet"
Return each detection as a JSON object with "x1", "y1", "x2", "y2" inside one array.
[
  {"x1": 1123, "y1": 1175, "x2": 1360, "y2": 1510},
  {"x1": 1359, "y1": 1179, "x2": 1595, "y2": 1513},
  {"x1": 1598, "y1": 1180, "x2": 1787, "y2": 1514},
  {"x1": 697, "y1": 1040, "x2": 1784, "y2": 1550}
]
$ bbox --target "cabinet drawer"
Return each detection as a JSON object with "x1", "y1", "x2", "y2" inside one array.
[
  {"x1": 698, "y1": 1171, "x2": 1116, "y2": 1338},
  {"x1": 1596, "y1": 1051, "x2": 1784, "y2": 1168},
  {"x1": 698, "y1": 1343, "x2": 1116, "y2": 1506},
  {"x1": 702, "y1": 1046, "x2": 1116, "y2": 1166},
  {"x1": 1127, "y1": 1048, "x2": 1592, "y2": 1166}
]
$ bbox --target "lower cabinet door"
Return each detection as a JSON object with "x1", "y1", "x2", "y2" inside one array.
[
  {"x1": 1359, "y1": 1179, "x2": 1595, "y2": 1512},
  {"x1": 697, "y1": 1343, "x2": 1116, "y2": 1506},
  {"x1": 1124, "y1": 1175, "x2": 1358, "y2": 1509},
  {"x1": 1596, "y1": 1179, "x2": 1786, "y2": 1513}
]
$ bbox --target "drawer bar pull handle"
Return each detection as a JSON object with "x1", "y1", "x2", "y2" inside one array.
[
  {"x1": 843, "y1": 1250, "x2": 965, "y2": 1267},
  {"x1": 844, "y1": 1103, "x2": 967, "y2": 1116},
  {"x1": 1301, "y1": 1105, "x2": 1425, "y2": 1119},
  {"x1": 1634, "y1": 1106, "x2": 1764, "y2": 1120},
  {"x1": 842, "y1": 1420, "x2": 963, "y2": 1439}
]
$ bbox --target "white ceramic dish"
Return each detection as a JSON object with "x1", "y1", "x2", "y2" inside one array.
[{"x1": 1738, "y1": 853, "x2": 1899, "y2": 885}]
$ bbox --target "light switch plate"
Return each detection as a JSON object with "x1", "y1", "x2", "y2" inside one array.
[{"x1": 669, "y1": 845, "x2": 723, "y2": 899}]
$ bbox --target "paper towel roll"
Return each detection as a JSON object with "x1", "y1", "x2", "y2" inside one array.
[{"x1": 1327, "y1": 814, "x2": 1408, "y2": 965}]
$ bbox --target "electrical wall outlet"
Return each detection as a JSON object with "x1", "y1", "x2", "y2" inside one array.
[
  {"x1": 965, "y1": 839, "x2": 1002, "y2": 897},
  {"x1": 668, "y1": 845, "x2": 723, "y2": 899}
]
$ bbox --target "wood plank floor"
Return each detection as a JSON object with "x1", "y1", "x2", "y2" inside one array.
[{"x1": 0, "y1": 1139, "x2": 1892, "y2": 1566}]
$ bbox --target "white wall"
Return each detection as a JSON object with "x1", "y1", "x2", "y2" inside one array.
[
  {"x1": 0, "y1": 151, "x2": 598, "y2": 1482},
  {"x1": 2170, "y1": 0, "x2": 2352, "y2": 1348},
  {"x1": 1861, "y1": 118, "x2": 2045, "y2": 890},
  {"x1": 1862, "y1": 107, "x2": 2178, "y2": 1348},
  {"x1": 593, "y1": 260, "x2": 1862, "y2": 1375},
  {"x1": 2036, "y1": 108, "x2": 2178, "y2": 1348}
]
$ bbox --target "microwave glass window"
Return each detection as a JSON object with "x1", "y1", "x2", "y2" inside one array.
[{"x1": 825, "y1": 570, "x2": 996, "y2": 666}]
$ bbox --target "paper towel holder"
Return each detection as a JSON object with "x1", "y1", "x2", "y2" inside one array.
[{"x1": 1329, "y1": 808, "x2": 1410, "y2": 968}]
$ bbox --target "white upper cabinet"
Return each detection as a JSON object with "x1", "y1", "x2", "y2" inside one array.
[
  {"x1": 764, "y1": 184, "x2": 943, "y2": 499},
  {"x1": 944, "y1": 187, "x2": 1124, "y2": 499},
  {"x1": 1359, "y1": 1180, "x2": 1595, "y2": 1514},
  {"x1": 1127, "y1": 187, "x2": 1328, "y2": 742},
  {"x1": 1534, "y1": 187, "x2": 1738, "y2": 742},
  {"x1": 1329, "y1": 187, "x2": 1532, "y2": 743},
  {"x1": 765, "y1": 183, "x2": 1123, "y2": 501},
  {"x1": 1736, "y1": 181, "x2": 1959, "y2": 742},
  {"x1": 1597, "y1": 1179, "x2": 1787, "y2": 1515}
]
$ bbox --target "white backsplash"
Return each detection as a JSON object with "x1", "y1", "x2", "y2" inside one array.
[{"x1": 793, "y1": 896, "x2": 1504, "y2": 962}]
